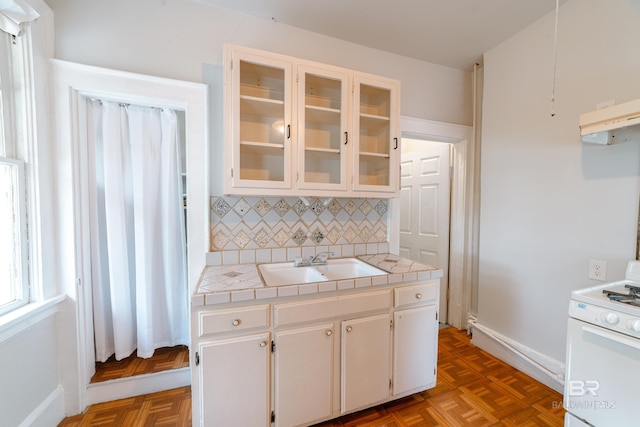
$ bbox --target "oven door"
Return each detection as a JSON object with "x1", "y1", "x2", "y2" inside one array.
[{"x1": 565, "y1": 317, "x2": 640, "y2": 426}]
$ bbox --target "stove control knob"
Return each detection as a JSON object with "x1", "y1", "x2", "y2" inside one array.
[
  {"x1": 603, "y1": 312, "x2": 620, "y2": 325},
  {"x1": 627, "y1": 319, "x2": 640, "y2": 332}
]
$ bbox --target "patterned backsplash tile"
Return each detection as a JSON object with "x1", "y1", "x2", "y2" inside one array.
[{"x1": 210, "y1": 196, "x2": 388, "y2": 252}]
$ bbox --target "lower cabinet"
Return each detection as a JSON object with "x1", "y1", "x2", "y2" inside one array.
[
  {"x1": 197, "y1": 332, "x2": 271, "y2": 427},
  {"x1": 192, "y1": 279, "x2": 439, "y2": 427},
  {"x1": 341, "y1": 313, "x2": 391, "y2": 413},
  {"x1": 393, "y1": 305, "x2": 438, "y2": 395},
  {"x1": 274, "y1": 323, "x2": 335, "y2": 427}
]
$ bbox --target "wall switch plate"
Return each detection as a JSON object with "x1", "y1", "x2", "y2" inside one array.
[{"x1": 589, "y1": 259, "x2": 607, "y2": 281}]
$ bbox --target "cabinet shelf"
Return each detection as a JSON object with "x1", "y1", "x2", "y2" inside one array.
[
  {"x1": 306, "y1": 104, "x2": 341, "y2": 121},
  {"x1": 240, "y1": 140, "x2": 285, "y2": 154},
  {"x1": 360, "y1": 114, "x2": 390, "y2": 132},
  {"x1": 360, "y1": 151, "x2": 390, "y2": 159},
  {"x1": 305, "y1": 146, "x2": 340, "y2": 155},
  {"x1": 240, "y1": 95, "x2": 284, "y2": 118}
]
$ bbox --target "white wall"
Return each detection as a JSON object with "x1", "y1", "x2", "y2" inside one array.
[
  {"x1": 47, "y1": 0, "x2": 470, "y2": 125},
  {"x1": 0, "y1": 315, "x2": 62, "y2": 427},
  {"x1": 478, "y1": 0, "x2": 640, "y2": 368},
  {"x1": 46, "y1": 0, "x2": 472, "y2": 186}
]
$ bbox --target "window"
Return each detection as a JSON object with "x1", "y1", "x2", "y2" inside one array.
[
  {"x1": 0, "y1": 27, "x2": 32, "y2": 315},
  {"x1": 0, "y1": 157, "x2": 28, "y2": 314}
]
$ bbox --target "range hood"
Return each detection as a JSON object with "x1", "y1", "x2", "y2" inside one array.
[{"x1": 580, "y1": 98, "x2": 640, "y2": 144}]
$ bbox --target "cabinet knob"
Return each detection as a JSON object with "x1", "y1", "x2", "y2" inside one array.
[
  {"x1": 232, "y1": 319, "x2": 241, "y2": 327},
  {"x1": 326, "y1": 330, "x2": 333, "y2": 336},
  {"x1": 346, "y1": 326, "x2": 353, "y2": 333},
  {"x1": 416, "y1": 293, "x2": 422, "y2": 299},
  {"x1": 259, "y1": 341, "x2": 267, "y2": 347}
]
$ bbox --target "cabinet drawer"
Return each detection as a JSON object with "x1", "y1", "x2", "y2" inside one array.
[
  {"x1": 394, "y1": 281, "x2": 438, "y2": 308},
  {"x1": 274, "y1": 289, "x2": 391, "y2": 326},
  {"x1": 198, "y1": 304, "x2": 270, "y2": 337}
]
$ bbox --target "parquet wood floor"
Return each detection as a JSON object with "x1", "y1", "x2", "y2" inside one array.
[
  {"x1": 91, "y1": 345, "x2": 190, "y2": 383},
  {"x1": 60, "y1": 327, "x2": 565, "y2": 426}
]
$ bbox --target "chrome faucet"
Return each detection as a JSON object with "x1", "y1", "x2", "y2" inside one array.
[{"x1": 294, "y1": 251, "x2": 334, "y2": 267}]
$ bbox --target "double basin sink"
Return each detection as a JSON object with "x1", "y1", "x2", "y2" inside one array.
[{"x1": 258, "y1": 258, "x2": 386, "y2": 287}]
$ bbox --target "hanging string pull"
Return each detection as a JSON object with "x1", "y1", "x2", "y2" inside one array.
[{"x1": 551, "y1": 0, "x2": 559, "y2": 117}]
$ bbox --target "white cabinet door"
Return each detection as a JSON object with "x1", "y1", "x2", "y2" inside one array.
[
  {"x1": 226, "y1": 48, "x2": 293, "y2": 192},
  {"x1": 274, "y1": 323, "x2": 336, "y2": 427},
  {"x1": 198, "y1": 332, "x2": 270, "y2": 427},
  {"x1": 297, "y1": 65, "x2": 350, "y2": 192},
  {"x1": 352, "y1": 74, "x2": 400, "y2": 195},
  {"x1": 341, "y1": 313, "x2": 391, "y2": 414},
  {"x1": 393, "y1": 305, "x2": 438, "y2": 395}
]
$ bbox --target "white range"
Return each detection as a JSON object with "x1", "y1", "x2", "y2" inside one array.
[{"x1": 565, "y1": 261, "x2": 640, "y2": 426}]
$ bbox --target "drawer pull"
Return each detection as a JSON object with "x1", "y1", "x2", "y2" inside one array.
[
  {"x1": 259, "y1": 341, "x2": 267, "y2": 347},
  {"x1": 232, "y1": 319, "x2": 241, "y2": 327},
  {"x1": 416, "y1": 293, "x2": 422, "y2": 299},
  {"x1": 326, "y1": 330, "x2": 333, "y2": 336},
  {"x1": 346, "y1": 326, "x2": 353, "y2": 333}
]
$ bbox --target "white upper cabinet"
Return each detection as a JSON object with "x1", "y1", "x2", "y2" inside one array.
[
  {"x1": 223, "y1": 44, "x2": 400, "y2": 198},
  {"x1": 227, "y1": 50, "x2": 293, "y2": 190},
  {"x1": 353, "y1": 76, "x2": 399, "y2": 194},
  {"x1": 297, "y1": 65, "x2": 350, "y2": 192}
]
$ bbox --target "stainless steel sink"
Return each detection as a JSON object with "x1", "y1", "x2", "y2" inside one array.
[{"x1": 258, "y1": 258, "x2": 386, "y2": 287}]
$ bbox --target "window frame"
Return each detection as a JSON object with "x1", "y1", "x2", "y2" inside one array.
[
  {"x1": 0, "y1": 155, "x2": 29, "y2": 315},
  {"x1": 0, "y1": 20, "x2": 40, "y2": 318}
]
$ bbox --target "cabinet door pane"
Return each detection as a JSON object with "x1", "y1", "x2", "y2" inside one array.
[
  {"x1": 393, "y1": 305, "x2": 437, "y2": 395},
  {"x1": 199, "y1": 333, "x2": 270, "y2": 427},
  {"x1": 298, "y1": 67, "x2": 348, "y2": 190},
  {"x1": 274, "y1": 323, "x2": 335, "y2": 426},
  {"x1": 341, "y1": 313, "x2": 391, "y2": 413},
  {"x1": 232, "y1": 53, "x2": 292, "y2": 189},
  {"x1": 353, "y1": 77, "x2": 399, "y2": 194}
]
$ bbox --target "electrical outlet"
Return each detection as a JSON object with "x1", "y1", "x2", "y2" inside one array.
[{"x1": 589, "y1": 259, "x2": 607, "y2": 281}]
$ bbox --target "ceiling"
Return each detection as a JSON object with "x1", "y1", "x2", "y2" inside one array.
[{"x1": 198, "y1": 0, "x2": 562, "y2": 70}]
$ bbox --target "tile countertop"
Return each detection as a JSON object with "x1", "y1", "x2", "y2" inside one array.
[{"x1": 192, "y1": 253, "x2": 443, "y2": 306}]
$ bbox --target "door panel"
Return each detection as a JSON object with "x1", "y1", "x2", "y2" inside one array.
[
  {"x1": 400, "y1": 139, "x2": 450, "y2": 321},
  {"x1": 274, "y1": 323, "x2": 335, "y2": 427},
  {"x1": 341, "y1": 314, "x2": 391, "y2": 413}
]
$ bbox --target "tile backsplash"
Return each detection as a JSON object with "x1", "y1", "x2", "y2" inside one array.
[{"x1": 208, "y1": 196, "x2": 389, "y2": 265}]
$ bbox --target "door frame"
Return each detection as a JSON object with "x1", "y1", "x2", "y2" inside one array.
[
  {"x1": 390, "y1": 117, "x2": 474, "y2": 329},
  {"x1": 51, "y1": 59, "x2": 209, "y2": 411}
]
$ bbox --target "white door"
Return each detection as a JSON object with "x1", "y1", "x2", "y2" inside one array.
[
  {"x1": 274, "y1": 323, "x2": 335, "y2": 426},
  {"x1": 399, "y1": 139, "x2": 450, "y2": 321},
  {"x1": 393, "y1": 305, "x2": 437, "y2": 395},
  {"x1": 341, "y1": 313, "x2": 391, "y2": 414},
  {"x1": 199, "y1": 333, "x2": 271, "y2": 427}
]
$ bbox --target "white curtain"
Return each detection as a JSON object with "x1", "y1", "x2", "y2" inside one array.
[{"x1": 89, "y1": 100, "x2": 188, "y2": 362}]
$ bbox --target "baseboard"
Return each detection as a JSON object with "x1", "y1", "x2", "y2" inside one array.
[
  {"x1": 18, "y1": 385, "x2": 65, "y2": 427},
  {"x1": 86, "y1": 367, "x2": 190, "y2": 406},
  {"x1": 469, "y1": 321, "x2": 565, "y2": 393}
]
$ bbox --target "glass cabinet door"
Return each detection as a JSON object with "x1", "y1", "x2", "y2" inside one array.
[
  {"x1": 231, "y1": 52, "x2": 292, "y2": 189},
  {"x1": 297, "y1": 66, "x2": 349, "y2": 191},
  {"x1": 353, "y1": 76, "x2": 399, "y2": 193}
]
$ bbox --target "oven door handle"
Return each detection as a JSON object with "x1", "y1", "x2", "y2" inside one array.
[{"x1": 582, "y1": 325, "x2": 640, "y2": 350}]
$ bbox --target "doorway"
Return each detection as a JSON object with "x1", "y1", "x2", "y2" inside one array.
[
  {"x1": 399, "y1": 138, "x2": 452, "y2": 322},
  {"x1": 389, "y1": 117, "x2": 475, "y2": 329},
  {"x1": 52, "y1": 59, "x2": 208, "y2": 411},
  {"x1": 86, "y1": 101, "x2": 190, "y2": 383}
]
